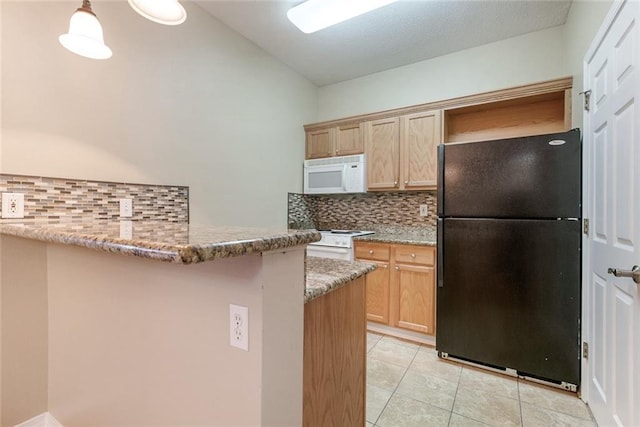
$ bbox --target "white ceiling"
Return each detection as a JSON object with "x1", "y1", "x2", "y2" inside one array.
[{"x1": 196, "y1": 0, "x2": 573, "y2": 87}]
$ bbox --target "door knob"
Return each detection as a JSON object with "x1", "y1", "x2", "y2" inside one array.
[{"x1": 607, "y1": 265, "x2": 640, "y2": 284}]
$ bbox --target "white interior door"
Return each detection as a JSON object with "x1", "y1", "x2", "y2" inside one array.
[{"x1": 584, "y1": 1, "x2": 640, "y2": 426}]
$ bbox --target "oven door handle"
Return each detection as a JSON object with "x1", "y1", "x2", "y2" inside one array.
[{"x1": 306, "y1": 245, "x2": 351, "y2": 254}]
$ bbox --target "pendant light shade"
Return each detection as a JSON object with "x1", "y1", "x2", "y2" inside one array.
[
  {"x1": 59, "y1": 0, "x2": 112, "y2": 60},
  {"x1": 127, "y1": 0, "x2": 187, "y2": 26}
]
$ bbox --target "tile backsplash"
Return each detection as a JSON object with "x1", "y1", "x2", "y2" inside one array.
[
  {"x1": 288, "y1": 191, "x2": 437, "y2": 231},
  {"x1": 0, "y1": 174, "x2": 189, "y2": 222}
]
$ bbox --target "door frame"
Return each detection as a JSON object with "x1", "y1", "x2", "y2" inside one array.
[{"x1": 581, "y1": 0, "x2": 629, "y2": 405}]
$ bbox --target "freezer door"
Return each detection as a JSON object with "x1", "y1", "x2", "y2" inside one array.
[
  {"x1": 440, "y1": 129, "x2": 581, "y2": 218},
  {"x1": 436, "y1": 218, "x2": 581, "y2": 385}
]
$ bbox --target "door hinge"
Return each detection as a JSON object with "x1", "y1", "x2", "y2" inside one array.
[
  {"x1": 580, "y1": 90, "x2": 592, "y2": 112},
  {"x1": 583, "y1": 218, "x2": 589, "y2": 235},
  {"x1": 583, "y1": 342, "x2": 589, "y2": 359}
]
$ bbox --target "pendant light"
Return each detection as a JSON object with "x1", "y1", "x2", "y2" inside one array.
[
  {"x1": 59, "y1": 0, "x2": 112, "y2": 60},
  {"x1": 127, "y1": 0, "x2": 187, "y2": 26}
]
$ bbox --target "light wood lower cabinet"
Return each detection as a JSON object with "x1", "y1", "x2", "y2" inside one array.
[
  {"x1": 303, "y1": 276, "x2": 365, "y2": 426},
  {"x1": 355, "y1": 242, "x2": 436, "y2": 336}
]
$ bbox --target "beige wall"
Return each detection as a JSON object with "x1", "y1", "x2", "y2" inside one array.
[
  {"x1": 316, "y1": 26, "x2": 567, "y2": 122},
  {"x1": 317, "y1": 2, "x2": 614, "y2": 127},
  {"x1": 1, "y1": 236, "x2": 48, "y2": 427},
  {"x1": 1, "y1": 1, "x2": 317, "y2": 228},
  {"x1": 0, "y1": 237, "x2": 305, "y2": 426}
]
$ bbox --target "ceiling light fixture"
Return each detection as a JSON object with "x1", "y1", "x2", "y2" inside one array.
[
  {"x1": 59, "y1": 0, "x2": 112, "y2": 60},
  {"x1": 287, "y1": 0, "x2": 398, "y2": 34},
  {"x1": 128, "y1": 0, "x2": 187, "y2": 26}
]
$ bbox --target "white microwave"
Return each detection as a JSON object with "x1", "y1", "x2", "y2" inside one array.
[{"x1": 303, "y1": 154, "x2": 367, "y2": 194}]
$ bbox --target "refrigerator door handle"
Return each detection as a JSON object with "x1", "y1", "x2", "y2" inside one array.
[{"x1": 437, "y1": 218, "x2": 444, "y2": 288}]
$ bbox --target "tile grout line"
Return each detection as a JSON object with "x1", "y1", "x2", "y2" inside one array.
[
  {"x1": 370, "y1": 335, "x2": 422, "y2": 426},
  {"x1": 517, "y1": 378, "x2": 524, "y2": 427}
]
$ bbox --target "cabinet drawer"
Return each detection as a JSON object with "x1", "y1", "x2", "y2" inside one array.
[
  {"x1": 355, "y1": 243, "x2": 390, "y2": 261},
  {"x1": 394, "y1": 245, "x2": 435, "y2": 266}
]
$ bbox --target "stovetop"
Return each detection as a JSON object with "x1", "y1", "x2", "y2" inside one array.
[{"x1": 310, "y1": 229, "x2": 375, "y2": 248}]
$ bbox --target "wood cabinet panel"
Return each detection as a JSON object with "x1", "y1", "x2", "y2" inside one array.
[
  {"x1": 364, "y1": 260, "x2": 390, "y2": 324},
  {"x1": 354, "y1": 242, "x2": 390, "y2": 262},
  {"x1": 306, "y1": 128, "x2": 334, "y2": 159},
  {"x1": 392, "y1": 264, "x2": 435, "y2": 334},
  {"x1": 394, "y1": 245, "x2": 435, "y2": 266},
  {"x1": 355, "y1": 242, "x2": 436, "y2": 337},
  {"x1": 365, "y1": 118, "x2": 400, "y2": 190},
  {"x1": 336, "y1": 123, "x2": 364, "y2": 156},
  {"x1": 303, "y1": 277, "x2": 365, "y2": 426},
  {"x1": 401, "y1": 111, "x2": 441, "y2": 189},
  {"x1": 445, "y1": 91, "x2": 569, "y2": 144}
]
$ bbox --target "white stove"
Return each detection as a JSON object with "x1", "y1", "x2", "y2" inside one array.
[{"x1": 307, "y1": 229, "x2": 374, "y2": 261}]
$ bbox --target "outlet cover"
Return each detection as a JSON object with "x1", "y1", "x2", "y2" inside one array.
[
  {"x1": 419, "y1": 204, "x2": 429, "y2": 217},
  {"x1": 2, "y1": 193, "x2": 25, "y2": 219},
  {"x1": 119, "y1": 198, "x2": 133, "y2": 218},
  {"x1": 229, "y1": 304, "x2": 249, "y2": 351}
]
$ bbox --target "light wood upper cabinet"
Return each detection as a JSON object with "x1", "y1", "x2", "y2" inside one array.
[
  {"x1": 336, "y1": 123, "x2": 364, "y2": 157},
  {"x1": 401, "y1": 110, "x2": 441, "y2": 189},
  {"x1": 306, "y1": 128, "x2": 335, "y2": 159},
  {"x1": 365, "y1": 111, "x2": 441, "y2": 191},
  {"x1": 305, "y1": 124, "x2": 364, "y2": 159},
  {"x1": 365, "y1": 117, "x2": 401, "y2": 190}
]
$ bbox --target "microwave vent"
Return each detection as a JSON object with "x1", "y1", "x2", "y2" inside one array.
[{"x1": 305, "y1": 154, "x2": 365, "y2": 167}]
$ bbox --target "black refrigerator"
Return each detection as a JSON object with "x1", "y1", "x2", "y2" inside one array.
[{"x1": 436, "y1": 129, "x2": 581, "y2": 387}]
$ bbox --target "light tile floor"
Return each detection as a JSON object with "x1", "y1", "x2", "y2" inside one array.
[{"x1": 366, "y1": 332, "x2": 597, "y2": 427}]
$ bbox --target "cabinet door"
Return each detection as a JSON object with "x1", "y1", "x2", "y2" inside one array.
[
  {"x1": 306, "y1": 128, "x2": 335, "y2": 159},
  {"x1": 364, "y1": 260, "x2": 390, "y2": 324},
  {"x1": 401, "y1": 111, "x2": 441, "y2": 189},
  {"x1": 365, "y1": 118, "x2": 400, "y2": 190},
  {"x1": 391, "y1": 263, "x2": 435, "y2": 334},
  {"x1": 336, "y1": 124, "x2": 364, "y2": 157}
]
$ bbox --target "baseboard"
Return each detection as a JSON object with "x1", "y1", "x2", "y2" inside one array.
[
  {"x1": 367, "y1": 322, "x2": 436, "y2": 346},
  {"x1": 14, "y1": 412, "x2": 63, "y2": 427}
]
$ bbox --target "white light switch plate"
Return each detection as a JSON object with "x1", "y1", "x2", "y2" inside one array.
[
  {"x1": 2, "y1": 193, "x2": 25, "y2": 219},
  {"x1": 119, "y1": 198, "x2": 133, "y2": 218},
  {"x1": 419, "y1": 204, "x2": 429, "y2": 217}
]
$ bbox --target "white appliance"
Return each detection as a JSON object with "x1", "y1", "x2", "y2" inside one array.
[
  {"x1": 303, "y1": 154, "x2": 367, "y2": 194},
  {"x1": 306, "y1": 230, "x2": 374, "y2": 261}
]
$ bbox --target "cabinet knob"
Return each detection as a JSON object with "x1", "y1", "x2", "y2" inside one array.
[
  {"x1": 336, "y1": 150, "x2": 340, "y2": 155},
  {"x1": 369, "y1": 250, "x2": 374, "y2": 255},
  {"x1": 395, "y1": 266, "x2": 399, "y2": 270},
  {"x1": 382, "y1": 264, "x2": 388, "y2": 269},
  {"x1": 411, "y1": 253, "x2": 416, "y2": 258},
  {"x1": 394, "y1": 181, "x2": 398, "y2": 186},
  {"x1": 404, "y1": 180, "x2": 409, "y2": 184}
]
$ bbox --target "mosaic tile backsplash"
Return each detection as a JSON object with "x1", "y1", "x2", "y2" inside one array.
[
  {"x1": 288, "y1": 191, "x2": 437, "y2": 231},
  {"x1": 0, "y1": 174, "x2": 189, "y2": 222}
]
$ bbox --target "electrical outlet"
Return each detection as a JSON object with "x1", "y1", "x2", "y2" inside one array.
[
  {"x1": 229, "y1": 304, "x2": 249, "y2": 351},
  {"x1": 2, "y1": 193, "x2": 25, "y2": 219},
  {"x1": 119, "y1": 220, "x2": 133, "y2": 239},
  {"x1": 119, "y1": 198, "x2": 133, "y2": 218},
  {"x1": 419, "y1": 204, "x2": 429, "y2": 217}
]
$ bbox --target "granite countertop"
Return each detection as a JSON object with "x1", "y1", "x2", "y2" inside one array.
[
  {"x1": 0, "y1": 220, "x2": 320, "y2": 264},
  {"x1": 305, "y1": 256, "x2": 376, "y2": 303},
  {"x1": 354, "y1": 228, "x2": 437, "y2": 246}
]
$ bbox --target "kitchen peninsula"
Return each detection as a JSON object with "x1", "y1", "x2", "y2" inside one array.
[{"x1": 0, "y1": 221, "x2": 372, "y2": 426}]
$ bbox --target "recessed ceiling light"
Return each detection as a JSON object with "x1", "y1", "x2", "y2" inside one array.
[{"x1": 287, "y1": 0, "x2": 399, "y2": 34}]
